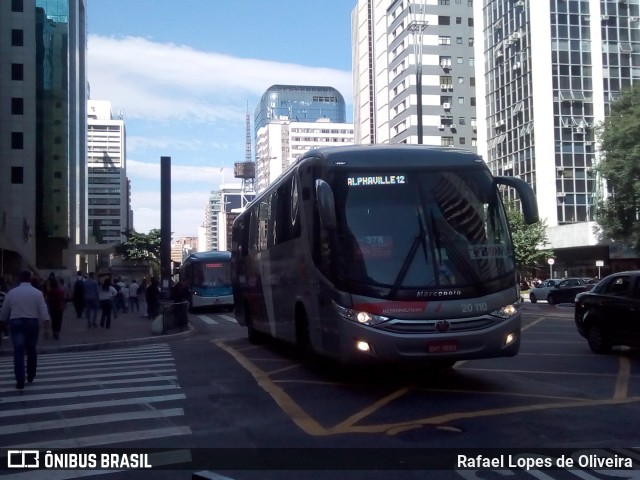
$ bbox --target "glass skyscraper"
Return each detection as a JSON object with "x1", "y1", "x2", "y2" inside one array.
[{"x1": 255, "y1": 85, "x2": 347, "y2": 133}]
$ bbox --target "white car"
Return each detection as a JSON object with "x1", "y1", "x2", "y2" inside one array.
[{"x1": 528, "y1": 279, "x2": 562, "y2": 303}]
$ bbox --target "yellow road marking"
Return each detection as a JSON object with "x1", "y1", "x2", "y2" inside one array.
[{"x1": 213, "y1": 338, "x2": 640, "y2": 437}]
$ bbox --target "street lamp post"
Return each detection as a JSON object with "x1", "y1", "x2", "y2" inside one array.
[{"x1": 408, "y1": 3, "x2": 429, "y2": 145}]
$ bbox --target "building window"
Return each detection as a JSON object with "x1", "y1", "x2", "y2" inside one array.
[
  {"x1": 11, "y1": 132, "x2": 23, "y2": 149},
  {"x1": 456, "y1": 37, "x2": 463, "y2": 45},
  {"x1": 11, "y1": 98, "x2": 24, "y2": 115},
  {"x1": 456, "y1": 17, "x2": 462, "y2": 24},
  {"x1": 11, "y1": 29, "x2": 24, "y2": 46},
  {"x1": 438, "y1": 16, "x2": 450, "y2": 25},
  {"x1": 458, "y1": 97, "x2": 465, "y2": 105},
  {"x1": 439, "y1": 36, "x2": 451, "y2": 45},
  {"x1": 460, "y1": 137, "x2": 466, "y2": 145},
  {"x1": 11, "y1": 167, "x2": 23, "y2": 184},
  {"x1": 441, "y1": 136, "x2": 454, "y2": 147},
  {"x1": 470, "y1": 77, "x2": 476, "y2": 87},
  {"x1": 468, "y1": 38, "x2": 474, "y2": 47},
  {"x1": 11, "y1": 64, "x2": 24, "y2": 81},
  {"x1": 12, "y1": 0, "x2": 23, "y2": 12},
  {"x1": 470, "y1": 97, "x2": 476, "y2": 107},
  {"x1": 439, "y1": 0, "x2": 450, "y2": 4},
  {"x1": 468, "y1": 18, "x2": 474, "y2": 27}
]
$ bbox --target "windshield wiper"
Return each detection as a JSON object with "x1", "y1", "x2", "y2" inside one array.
[{"x1": 389, "y1": 210, "x2": 427, "y2": 298}]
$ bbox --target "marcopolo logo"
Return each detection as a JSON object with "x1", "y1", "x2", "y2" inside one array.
[{"x1": 8, "y1": 450, "x2": 40, "y2": 469}]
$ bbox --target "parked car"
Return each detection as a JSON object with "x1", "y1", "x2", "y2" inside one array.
[
  {"x1": 528, "y1": 279, "x2": 561, "y2": 303},
  {"x1": 529, "y1": 277, "x2": 587, "y2": 304},
  {"x1": 574, "y1": 271, "x2": 640, "y2": 354}
]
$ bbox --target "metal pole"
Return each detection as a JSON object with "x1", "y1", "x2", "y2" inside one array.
[{"x1": 160, "y1": 156, "x2": 172, "y2": 300}]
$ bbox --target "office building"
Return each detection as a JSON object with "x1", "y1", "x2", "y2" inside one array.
[
  {"x1": 204, "y1": 185, "x2": 254, "y2": 251},
  {"x1": 0, "y1": 0, "x2": 87, "y2": 275},
  {"x1": 255, "y1": 118, "x2": 355, "y2": 192},
  {"x1": 255, "y1": 85, "x2": 353, "y2": 192},
  {"x1": 87, "y1": 100, "x2": 129, "y2": 244},
  {"x1": 475, "y1": 0, "x2": 640, "y2": 273},
  {"x1": 352, "y1": 0, "x2": 477, "y2": 146}
]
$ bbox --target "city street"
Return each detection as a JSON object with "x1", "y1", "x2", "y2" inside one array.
[{"x1": 1, "y1": 305, "x2": 638, "y2": 479}]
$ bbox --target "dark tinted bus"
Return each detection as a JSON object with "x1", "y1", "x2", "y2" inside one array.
[{"x1": 231, "y1": 145, "x2": 538, "y2": 365}]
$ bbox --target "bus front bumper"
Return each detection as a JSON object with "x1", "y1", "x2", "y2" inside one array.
[{"x1": 334, "y1": 316, "x2": 521, "y2": 365}]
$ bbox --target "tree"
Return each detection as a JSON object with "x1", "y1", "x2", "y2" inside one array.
[
  {"x1": 505, "y1": 203, "x2": 554, "y2": 278},
  {"x1": 595, "y1": 84, "x2": 640, "y2": 253},
  {"x1": 115, "y1": 229, "x2": 162, "y2": 272}
]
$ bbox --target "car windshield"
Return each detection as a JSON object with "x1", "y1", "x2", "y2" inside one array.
[{"x1": 330, "y1": 169, "x2": 515, "y2": 297}]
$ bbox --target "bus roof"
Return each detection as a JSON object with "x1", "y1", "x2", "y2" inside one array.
[{"x1": 299, "y1": 144, "x2": 486, "y2": 169}]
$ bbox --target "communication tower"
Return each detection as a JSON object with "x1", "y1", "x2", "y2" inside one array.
[{"x1": 234, "y1": 103, "x2": 255, "y2": 208}]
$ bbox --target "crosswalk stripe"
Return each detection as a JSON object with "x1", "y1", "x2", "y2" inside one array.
[
  {"x1": 0, "y1": 384, "x2": 181, "y2": 404},
  {"x1": 0, "y1": 344, "x2": 190, "y2": 451},
  {"x1": 0, "y1": 373, "x2": 177, "y2": 391},
  {"x1": 0, "y1": 407, "x2": 184, "y2": 435},
  {"x1": 219, "y1": 314, "x2": 237, "y2": 323},
  {"x1": 198, "y1": 314, "x2": 218, "y2": 325},
  {"x1": 7, "y1": 425, "x2": 192, "y2": 449},
  {"x1": 0, "y1": 393, "x2": 186, "y2": 419}
]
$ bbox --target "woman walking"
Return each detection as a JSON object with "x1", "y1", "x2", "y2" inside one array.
[
  {"x1": 98, "y1": 279, "x2": 117, "y2": 329},
  {"x1": 45, "y1": 276, "x2": 66, "y2": 340}
]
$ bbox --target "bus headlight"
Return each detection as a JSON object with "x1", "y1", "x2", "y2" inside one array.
[
  {"x1": 490, "y1": 303, "x2": 518, "y2": 319},
  {"x1": 333, "y1": 301, "x2": 389, "y2": 326}
]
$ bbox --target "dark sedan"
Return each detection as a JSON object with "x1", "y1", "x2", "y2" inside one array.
[{"x1": 574, "y1": 271, "x2": 640, "y2": 354}]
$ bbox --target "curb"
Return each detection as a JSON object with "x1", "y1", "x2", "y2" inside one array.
[{"x1": 0, "y1": 323, "x2": 196, "y2": 355}]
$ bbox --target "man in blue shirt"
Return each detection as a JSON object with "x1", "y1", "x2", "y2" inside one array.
[
  {"x1": 83, "y1": 272, "x2": 100, "y2": 328},
  {"x1": 0, "y1": 270, "x2": 51, "y2": 390}
]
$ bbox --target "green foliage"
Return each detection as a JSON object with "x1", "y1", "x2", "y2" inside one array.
[
  {"x1": 505, "y1": 203, "x2": 554, "y2": 277},
  {"x1": 115, "y1": 229, "x2": 162, "y2": 269},
  {"x1": 595, "y1": 84, "x2": 640, "y2": 253}
]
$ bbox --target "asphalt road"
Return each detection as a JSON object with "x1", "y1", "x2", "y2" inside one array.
[{"x1": 1, "y1": 303, "x2": 638, "y2": 480}]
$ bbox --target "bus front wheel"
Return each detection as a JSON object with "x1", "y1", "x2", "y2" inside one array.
[
  {"x1": 295, "y1": 309, "x2": 314, "y2": 360},
  {"x1": 245, "y1": 303, "x2": 264, "y2": 344}
]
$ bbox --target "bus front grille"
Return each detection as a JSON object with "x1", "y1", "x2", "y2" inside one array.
[{"x1": 378, "y1": 318, "x2": 496, "y2": 334}]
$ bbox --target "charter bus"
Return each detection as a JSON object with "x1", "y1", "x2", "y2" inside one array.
[
  {"x1": 178, "y1": 250, "x2": 233, "y2": 311},
  {"x1": 231, "y1": 145, "x2": 538, "y2": 365}
]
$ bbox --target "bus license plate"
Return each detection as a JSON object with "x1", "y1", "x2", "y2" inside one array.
[{"x1": 427, "y1": 341, "x2": 458, "y2": 353}]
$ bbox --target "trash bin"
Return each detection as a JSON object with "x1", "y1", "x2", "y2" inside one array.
[{"x1": 160, "y1": 301, "x2": 189, "y2": 334}]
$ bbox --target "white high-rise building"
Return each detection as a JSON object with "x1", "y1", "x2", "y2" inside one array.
[
  {"x1": 475, "y1": 0, "x2": 640, "y2": 274},
  {"x1": 254, "y1": 85, "x2": 353, "y2": 193},
  {"x1": 255, "y1": 118, "x2": 355, "y2": 192},
  {"x1": 352, "y1": 0, "x2": 477, "y2": 147},
  {"x1": 204, "y1": 185, "x2": 253, "y2": 251},
  {"x1": 87, "y1": 100, "x2": 129, "y2": 244}
]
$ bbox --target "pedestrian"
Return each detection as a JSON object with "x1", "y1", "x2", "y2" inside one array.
[
  {"x1": 145, "y1": 277, "x2": 161, "y2": 320},
  {"x1": 0, "y1": 270, "x2": 51, "y2": 390},
  {"x1": 128, "y1": 279, "x2": 140, "y2": 313},
  {"x1": 99, "y1": 278, "x2": 117, "y2": 328},
  {"x1": 0, "y1": 278, "x2": 9, "y2": 341},
  {"x1": 83, "y1": 272, "x2": 100, "y2": 328},
  {"x1": 72, "y1": 271, "x2": 85, "y2": 319},
  {"x1": 45, "y1": 276, "x2": 66, "y2": 340}
]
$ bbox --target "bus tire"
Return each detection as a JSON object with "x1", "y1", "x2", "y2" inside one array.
[
  {"x1": 245, "y1": 303, "x2": 264, "y2": 344},
  {"x1": 295, "y1": 307, "x2": 314, "y2": 360}
]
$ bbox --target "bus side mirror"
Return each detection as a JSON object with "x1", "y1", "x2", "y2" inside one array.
[
  {"x1": 495, "y1": 176, "x2": 539, "y2": 225},
  {"x1": 315, "y1": 179, "x2": 337, "y2": 230}
]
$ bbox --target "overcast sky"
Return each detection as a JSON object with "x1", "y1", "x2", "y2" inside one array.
[{"x1": 87, "y1": 0, "x2": 355, "y2": 237}]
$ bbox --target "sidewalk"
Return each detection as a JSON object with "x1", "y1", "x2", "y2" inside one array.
[{"x1": 0, "y1": 301, "x2": 193, "y2": 355}]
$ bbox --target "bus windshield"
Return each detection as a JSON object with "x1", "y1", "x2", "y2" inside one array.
[
  {"x1": 192, "y1": 261, "x2": 231, "y2": 289},
  {"x1": 331, "y1": 169, "x2": 515, "y2": 297}
]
